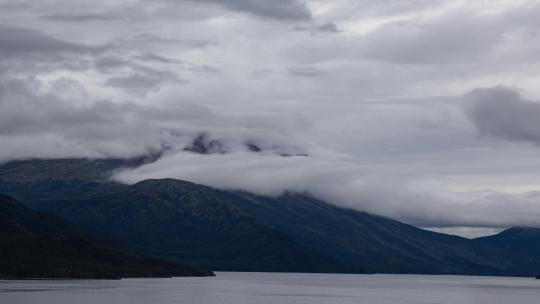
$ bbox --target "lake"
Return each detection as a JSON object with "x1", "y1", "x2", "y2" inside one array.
[{"x1": 1, "y1": 272, "x2": 539, "y2": 304}]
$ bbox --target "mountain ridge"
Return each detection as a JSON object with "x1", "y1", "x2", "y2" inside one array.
[
  {"x1": 0, "y1": 194, "x2": 214, "y2": 279},
  {"x1": 1, "y1": 158, "x2": 540, "y2": 276}
]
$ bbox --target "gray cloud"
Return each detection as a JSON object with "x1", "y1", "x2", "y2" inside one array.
[
  {"x1": 105, "y1": 70, "x2": 181, "y2": 91},
  {"x1": 135, "y1": 53, "x2": 183, "y2": 64},
  {"x1": 360, "y1": 10, "x2": 504, "y2": 64},
  {"x1": 191, "y1": 0, "x2": 312, "y2": 21},
  {"x1": 41, "y1": 13, "x2": 118, "y2": 22},
  {"x1": 294, "y1": 22, "x2": 341, "y2": 33},
  {"x1": 114, "y1": 148, "x2": 540, "y2": 231},
  {"x1": 358, "y1": 3, "x2": 540, "y2": 66},
  {"x1": 466, "y1": 87, "x2": 540, "y2": 145},
  {"x1": 93, "y1": 55, "x2": 186, "y2": 92},
  {"x1": 125, "y1": 34, "x2": 216, "y2": 49},
  {"x1": 316, "y1": 22, "x2": 340, "y2": 33},
  {"x1": 341, "y1": 0, "x2": 446, "y2": 16},
  {"x1": 288, "y1": 66, "x2": 324, "y2": 77},
  {"x1": 0, "y1": 24, "x2": 95, "y2": 56},
  {"x1": 0, "y1": 75, "x2": 309, "y2": 161}
]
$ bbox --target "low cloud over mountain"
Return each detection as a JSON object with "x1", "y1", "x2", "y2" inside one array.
[{"x1": 3, "y1": 0, "x2": 540, "y2": 236}]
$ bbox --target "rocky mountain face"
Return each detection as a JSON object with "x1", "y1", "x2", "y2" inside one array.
[
  {"x1": 0, "y1": 193, "x2": 213, "y2": 279},
  {"x1": 1, "y1": 158, "x2": 540, "y2": 276},
  {"x1": 182, "y1": 133, "x2": 309, "y2": 157}
]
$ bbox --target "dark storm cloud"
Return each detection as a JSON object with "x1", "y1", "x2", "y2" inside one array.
[
  {"x1": 191, "y1": 0, "x2": 312, "y2": 20},
  {"x1": 466, "y1": 87, "x2": 540, "y2": 145}
]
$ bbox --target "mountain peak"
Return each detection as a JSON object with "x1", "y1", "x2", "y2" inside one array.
[
  {"x1": 134, "y1": 178, "x2": 198, "y2": 187},
  {"x1": 180, "y1": 132, "x2": 309, "y2": 157},
  {"x1": 183, "y1": 133, "x2": 227, "y2": 155},
  {"x1": 131, "y1": 178, "x2": 211, "y2": 195}
]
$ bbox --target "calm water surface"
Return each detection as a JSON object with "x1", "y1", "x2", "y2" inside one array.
[{"x1": 1, "y1": 272, "x2": 539, "y2": 304}]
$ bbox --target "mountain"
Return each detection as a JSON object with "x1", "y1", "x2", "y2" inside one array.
[
  {"x1": 182, "y1": 133, "x2": 309, "y2": 157},
  {"x1": 472, "y1": 227, "x2": 540, "y2": 276},
  {"x1": 228, "y1": 192, "x2": 540, "y2": 276},
  {"x1": 1, "y1": 158, "x2": 540, "y2": 276},
  {"x1": 0, "y1": 193, "x2": 213, "y2": 279},
  {"x1": 28, "y1": 179, "x2": 359, "y2": 273},
  {"x1": 227, "y1": 192, "x2": 497, "y2": 274}
]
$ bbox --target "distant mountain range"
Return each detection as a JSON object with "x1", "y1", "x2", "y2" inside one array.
[
  {"x1": 0, "y1": 193, "x2": 213, "y2": 279},
  {"x1": 1, "y1": 158, "x2": 540, "y2": 277}
]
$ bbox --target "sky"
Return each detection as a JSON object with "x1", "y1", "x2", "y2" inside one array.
[{"x1": 2, "y1": 0, "x2": 540, "y2": 237}]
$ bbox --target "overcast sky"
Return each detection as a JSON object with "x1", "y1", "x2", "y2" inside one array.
[{"x1": 2, "y1": 0, "x2": 540, "y2": 237}]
